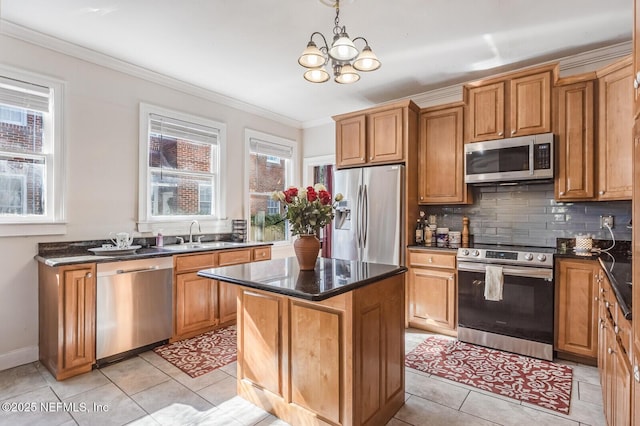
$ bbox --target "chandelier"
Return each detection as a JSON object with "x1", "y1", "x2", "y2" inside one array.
[{"x1": 297, "y1": 0, "x2": 381, "y2": 84}]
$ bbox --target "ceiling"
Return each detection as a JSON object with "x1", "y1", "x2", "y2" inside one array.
[{"x1": 0, "y1": 0, "x2": 633, "y2": 127}]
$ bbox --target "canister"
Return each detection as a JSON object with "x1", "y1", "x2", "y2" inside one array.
[
  {"x1": 449, "y1": 231, "x2": 461, "y2": 247},
  {"x1": 436, "y1": 227, "x2": 449, "y2": 247}
]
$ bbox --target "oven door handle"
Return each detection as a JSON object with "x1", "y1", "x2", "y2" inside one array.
[{"x1": 457, "y1": 262, "x2": 553, "y2": 280}]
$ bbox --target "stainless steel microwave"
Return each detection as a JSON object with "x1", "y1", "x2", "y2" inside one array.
[{"x1": 464, "y1": 133, "x2": 554, "y2": 184}]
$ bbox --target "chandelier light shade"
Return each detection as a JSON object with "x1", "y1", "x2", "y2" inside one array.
[{"x1": 298, "y1": 0, "x2": 381, "y2": 84}]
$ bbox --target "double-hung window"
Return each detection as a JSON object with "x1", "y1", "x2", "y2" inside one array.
[
  {"x1": 0, "y1": 68, "x2": 64, "y2": 235},
  {"x1": 138, "y1": 104, "x2": 226, "y2": 233},
  {"x1": 246, "y1": 129, "x2": 296, "y2": 243}
]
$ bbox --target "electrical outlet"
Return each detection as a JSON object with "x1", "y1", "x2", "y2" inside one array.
[{"x1": 600, "y1": 215, "x2": 614, "y2": 228}]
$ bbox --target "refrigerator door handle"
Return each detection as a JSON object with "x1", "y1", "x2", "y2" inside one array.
[
  {"x1": 356, "y1": 184, "x2": 363, "y2": 249},
  {"x1": 362, "y1": 184, "x2": 368, "y2": 249}
]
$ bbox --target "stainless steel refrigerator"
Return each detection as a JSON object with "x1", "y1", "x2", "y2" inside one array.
[{"x1": 332, "y1": 164, "x2": 404, "y2": 265}]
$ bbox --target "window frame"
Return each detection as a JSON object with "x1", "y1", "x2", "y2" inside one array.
[
  {"x1": 137, "y1": 103, "x2": 226, "y2": 234},
  {"x1": 244, "y1": 128, "x2": 298, "y2": 244},
  {"x1": 0, "y1": 64, "x2": 66, "y2": 237}
]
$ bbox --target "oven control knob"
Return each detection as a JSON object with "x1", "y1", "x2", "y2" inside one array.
[
  {"x1": 471, "y1": 250, "x2": 480, "y2": 257},
  {"x1": 461, "y1": 249, "x2": 469, "y2": 256},
  {"x1": 537, "y1": 254, "x2": 547, "y2": 262},
  {"x1": 524, "y1": 253, "x2": 534, "y2": 261}
]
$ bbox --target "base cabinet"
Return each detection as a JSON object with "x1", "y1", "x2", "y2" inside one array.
[
  {"x1": 555, "y1": 259, "x2": 599, "y2": 361},
  {"x1": 38, "y1": 263, "x2": 96, "y2": 381},
  {"x1": 236, "y1": 274, "x2": 405, "y2": 426},
  {"x1": 407, "y1": 250, "x2": 457, "y2": 336}
]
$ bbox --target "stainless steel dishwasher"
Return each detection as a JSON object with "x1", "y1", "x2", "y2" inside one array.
[{"x1": 96, "y1": 257, "x2": 173, "y2": 364}]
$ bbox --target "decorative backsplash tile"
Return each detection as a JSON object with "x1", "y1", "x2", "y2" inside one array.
[{"x1": 421, "y1": 183, "x2": 632, "y2": 248}]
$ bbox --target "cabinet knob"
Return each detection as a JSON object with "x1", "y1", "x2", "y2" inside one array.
[
  {"x1": 594, "y1": 296, "x2": 598, "y2": 302},
  {"x1": 605, "y1": 301, "x2": 610, "y2": 308},
  {"x1": 511, "y1": 130, "x2": 516, "y2": 135},
  {"x1": 420, "y1": 196, "x2": 424, "y2": 200},
  {"x1": 86, "y1": 272, "x2": 93, "y2": 278},
  {"x1": 634, "y1": 365, "x2": 640, "y2": 382},
  {"x1": 369, "y1": 156, "x2": 373, "y2": 160},
  {"x1": 608, "y1": 347, "x2": 614, "y2": 355},
  {"x1": 428, "y1": 257, "x2": 433, "y2": 263},
  {"x1": 614, "y1": 325, "x2": 619, "y2": 334},
  {"x1": 599, "y1": 191, "x2": 605, "y2": 195},
  {"x1": 360, "y1": 157, "x2": 364, "y2": 161},
  {"x1": 449, "y1": 275, "x2": 454, "y2": 280},
  {"x1": 498, "y1": 132, "x2": 504, "y2": 136},
  {"x1": 559, "y1": 191, "x2": 565, "y2": 196}
]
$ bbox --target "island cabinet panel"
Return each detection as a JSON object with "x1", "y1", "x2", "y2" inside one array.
[
  {"x1": 38, "y1": 262, "x2": 96, "y2": 381},
  {"x1": 555, "y1": 259, "x2": 599, "y2": 361},
  {"x1": 240, "y1": 290, "x2": 283, "y2": 396},
  {"x1": 217, "y1": 282, "x2": 237, "y2": 324},
  {"x1": 554, "y1": 80, "x2": 595, "y2": 200},
  {"x1": 235, "y1": 273, "x2": 405, "y2": 426}
]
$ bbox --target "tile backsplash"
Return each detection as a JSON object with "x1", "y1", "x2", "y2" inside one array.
[{"x1": 421, "y1": 183, "x2": 632, "y2": 248}]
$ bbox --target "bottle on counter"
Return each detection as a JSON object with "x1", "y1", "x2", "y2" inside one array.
[
  {"x1": 415, "y1": 219, "x2": 424, "y2": 245},
  {"x1": 156, "y1": 230, "x2": 164, "y2": 247}
]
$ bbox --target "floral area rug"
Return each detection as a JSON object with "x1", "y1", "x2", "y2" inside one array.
[
  {"x1": 154, "y1": 325, "x2": 237, "y2": 378},
  {"x1": 405, "y1": 336, "x2": 573, "y2": 414}
]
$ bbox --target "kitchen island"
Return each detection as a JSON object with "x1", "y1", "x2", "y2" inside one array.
[{"x1": 198, "y1": 257, "x2": 407, "y2": 426}]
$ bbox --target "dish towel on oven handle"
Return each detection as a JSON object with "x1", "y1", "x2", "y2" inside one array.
[{"x1": 484, "y1": 265, "x2": 504, "y2": 301}]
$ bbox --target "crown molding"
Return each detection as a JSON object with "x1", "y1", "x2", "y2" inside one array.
[{"x1": 0, "y1": 19, "x2": 303, "y2": 129}]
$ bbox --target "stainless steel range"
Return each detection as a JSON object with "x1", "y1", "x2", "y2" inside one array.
[{"x1": 456, "y1": 245, "x2": 555, "y2": 360}]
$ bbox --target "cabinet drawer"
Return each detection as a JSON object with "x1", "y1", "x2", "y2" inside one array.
[
  {"x1": 408, "y1": 251, "x2": 456, "y2": 269},
  {"x1": 218, "y1": 249, "x2": 252, "y2": 266},
  {"x1": 175, "y1": 252, "x2": 216, "y2": 272},
  {"x1": 252, "y1": 246, "x2": 271, "y2": 262}
]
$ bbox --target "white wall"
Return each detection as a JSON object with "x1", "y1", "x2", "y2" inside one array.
[{"x1": 0, "y1": 34, "x2": 302, "y2": 370}]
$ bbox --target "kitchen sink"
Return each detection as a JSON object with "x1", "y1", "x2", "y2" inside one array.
[{"x1": 162, "y1": 242, "x2": 244, "y2": 251}]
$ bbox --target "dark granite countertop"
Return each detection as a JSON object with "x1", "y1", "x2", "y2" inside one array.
[
  {"x1": 198, "y1": 257, "x2": 407, "y2": 302},
  {"x1": 35, "y1": 238, "x2": 272, "y2": 267}
]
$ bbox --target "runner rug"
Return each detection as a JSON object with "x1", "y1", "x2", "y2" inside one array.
[
  {"x1": 405, "y1": 336, "x2": 573, "y2": 414},
  {"x1": 154, "y1": 325, "x2": 237, "y2": 378}
]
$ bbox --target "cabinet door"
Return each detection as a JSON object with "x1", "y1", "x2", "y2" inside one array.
[
  {"x1": 408, "y1": 267, "x2": 456, "y2": 332},
  {"x1": 465, "y1": 82, "x2": 505, "y2": 142},
  {"x1": 218, "y1": 282, "x2": 237, "y2": 325},
  {"x1": 598, "y1": 62, "x2": 633, "y2": 200},
  {"x1": 555, "y1": 81, "x2": 595, "y2": 200},
  {"x1": 614, "y1": 345, "x2": 632, "y2": 426},
  {"x1": 62, "y1": 267, "x2": 96, "y2": 370},
  {"x1": 336, "y1": 115, "x2": 367, "y2": 167},
  {"x1": 367, "y1": 107, "x2": 404, "y2": 164},
  {"x1": 509, "y1": 71, "x2": 552, "y2": 137},
  {"x1": 175, "y1": 272, "x2": 218, "y2": 337},
  {"x1": 555, "y1": 259, "x2": 598, "y2": 358},
  {"x1": 418, "y1": 106, "x2": 467, "y2": 204}
]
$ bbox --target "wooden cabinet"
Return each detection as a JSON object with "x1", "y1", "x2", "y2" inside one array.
[
  {"x1": 464, "y1": 65, "x2": 554, "y2": 143},
  {"x1": 632, "y1": 1, "x2": 640, "y2": 421},
  {"x1": 407, "y1": 249, "x2": 457, "y2": 336},
  {"x1": 333, "y1": 100, "x2": 419, "y2": 168},
  {"x1": 554, "y1": 258, "x2": 599, "y2": 362},
  {"x1": 597, "y1": 271, "x2": 633, "y2": 425},
  {"x1": 173, "y1": 246, "x2": 271, "y2": 341},
  {"x1": 236, "y1": 273, "x2": 405, "y2": 426},
  {"x1": 554, "y1": 78, "x2": 596, "y2": 200},
  {"x1": 38, "y1": 263, "x2": 96, "y2": 380},
  {"x1": 418, "y1": 104, "x2": 469, "y2": 204},
  {"x1": 596, "y1": 57, "x2": 633, "y2": 201}
]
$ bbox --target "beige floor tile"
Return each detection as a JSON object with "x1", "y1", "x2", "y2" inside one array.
[
  {"x1": 197, "y1": 375, "x2": 238, "y2": 406},
  {"x1": 0, "y1": 386, "x2": 73, "y2": 426},
  {"x1": 569, "y1": 364, "x2": 600, "y2": 387},
  {"x1": 37, "y1": 364, "x2": 110, "y2": 400},
  {"x1": 576, "y1": 381, "x2": 603, "y2": 406},
  {"x1": 166, "y1": 367, "x2": 230, "y2": 393},
  {"x1": 386, "y1": 417, "x2": 412, "y2": 426},
  {"x1": 137, "y1": 351, "x2": 183, "y2": 376},
  {"x1": 64, "y1": 382, "x2": 147, "y2": 426},
  {"x1": 405, "y1": 369, "x2": 470, "y2": 410},
  {"x1": 99, "y1": 357, "x2": 170, "y2": 396},
  {"x1": 254, "y1": 414, "x2": 291, "y2": 425},
  {"x1": 219, "y1": 361, "x2": 237, "y2": 378},
  {"x1": 461, "y1": 391, "x2": 579, "y2": 426},
  {"x1": 426, "y1": 372, "x2": 521, "y2": 404},
  {"x1": 205, "y1": 396, "x2": 272, "y2": 425},
  {"x1": 130, "y1": 379, "x2": 214, "y2": 425},
  {"x1": 395, "y1": 394, "x2": 498, "y2": 426},
  {"x1": 0, "y1": 362, "x2": 48, "y2": 400}
]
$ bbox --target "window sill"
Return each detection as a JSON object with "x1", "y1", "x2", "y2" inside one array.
[{"x1": 0, "y1": 222, "x2": 67, "y2": 237}]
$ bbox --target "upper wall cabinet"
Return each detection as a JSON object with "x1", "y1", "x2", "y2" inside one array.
[
  {"x1": 333, "y1": 100, "x2": 419, "y2": 169},
  {"x1": 464, "y1": 64, "x2": 555, "y2": 143},
  {"x1": 596, "y1": 57, "x2": 633, "y2": 201},
  {"x1": 554, "y1": 77, "x2": 596, "y2": 201},
  {"x1": 418, "y1": 104, "x2": 469, "y2": 204}
]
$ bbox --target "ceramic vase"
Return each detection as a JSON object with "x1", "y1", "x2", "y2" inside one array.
[{"x1": 293, "y1": 234, "x2": 320, "y2": 270}]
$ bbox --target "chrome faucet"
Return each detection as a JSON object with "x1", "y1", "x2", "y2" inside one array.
[{"x1": 189, "y1": 220, "x2": 201, "y2": 243}]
